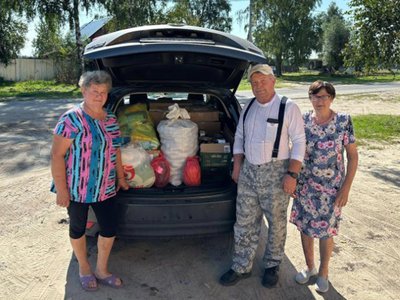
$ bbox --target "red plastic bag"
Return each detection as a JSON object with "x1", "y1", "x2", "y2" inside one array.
[
  {"x1": 150, "y1": 152, "x2": 171, "y2": 188},
  {"x1": 183, "y1": 156, "x2": 201, "y2": 186}
]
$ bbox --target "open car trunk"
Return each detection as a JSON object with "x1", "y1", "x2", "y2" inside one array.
[
  {"x1": 83, "y1": 24, "x2": 267, "y2": 238},
  {"x1": 97, "y1": 87, "x2": 241, "y2": 238}
]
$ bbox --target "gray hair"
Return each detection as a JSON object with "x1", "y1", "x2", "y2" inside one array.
[{"x1": 78, "y1": 70, "x2": 112, "y2": 90}]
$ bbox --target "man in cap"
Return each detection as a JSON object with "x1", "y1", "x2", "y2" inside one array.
[{"x1": 219, "y1": 64, "x2": 306, "y2": 288}]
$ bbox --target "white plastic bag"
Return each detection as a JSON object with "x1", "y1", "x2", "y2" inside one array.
[
  {"x1": 121, "y1": 143, "x2": 155, "y2": 188},
  {"x1": 157, "y1": 104, "x2": 198, "y2": 186}
]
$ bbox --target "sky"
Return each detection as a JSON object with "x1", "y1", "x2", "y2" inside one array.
[{"x1": 19, "y1": 0, "x2": 349, "y2": 57}]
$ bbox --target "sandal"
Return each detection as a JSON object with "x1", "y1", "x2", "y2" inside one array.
[
  {"x1": 79, "y1": 274, "x2": 98, "y2": 292},
  {"x1": 315, "y1": 276, "x2": 329, "y2": 293},
  {"x1": 95, "y1": 274, "x2": 123, "y2": 289}
]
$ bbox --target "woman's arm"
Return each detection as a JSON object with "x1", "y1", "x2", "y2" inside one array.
[
  {"x1": 335, "y1": 143, "x2": 359, "y2": 207},
  {"x1": 51, "y1": 135, "x2": 73, "y2": 207}
]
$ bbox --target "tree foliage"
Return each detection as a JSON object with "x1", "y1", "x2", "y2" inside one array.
[
  {"x1": 252, "y1": 0, "x2": 321, "y2": 76},
  {"x1": 0, "y1": 6, "x2": 27, "y2": 65},
  {"x1": 11, "y1": 0, "x2": 102, "y2": 79},
  {"x1": 32, "y1": 19, "x2": 84, "y2": 83},
  {"x1": 102, "y1": 0, "x2": 169, "y2": 31},
  {"x1": 102, "y1": 0, "x2": 232, "y2": 32},
  {"x1": 344, "y1": 0, "x2": 400, "y2": 73},
  {"x1": 319, "y1": 3, "x2": 350, "y2": 70},
  {"x1": 33, "y1": 20, "x2": 64, "y2": 58},
  {"x1": 166, "y1": 0, "x2": 232, "y2": 32}
]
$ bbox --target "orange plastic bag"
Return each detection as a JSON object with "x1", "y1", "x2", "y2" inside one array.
[
  {"x1": 183, "y1": 156, "x2": 201, "y2": 186},
  {"x1": 150, "y1": 152, "x2": 171, "y2": 188}
]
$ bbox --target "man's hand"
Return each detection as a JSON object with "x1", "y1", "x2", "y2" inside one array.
[{"x1": 283, "y1": 175, "x2": 297, "y2": 198}]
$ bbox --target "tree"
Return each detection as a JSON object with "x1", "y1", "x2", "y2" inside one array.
[
  {"x1": 0, "y1": 6, "x2": 27, "y2": 65},
  {"x1": 102, "y1": 0, "x2": 169, "y2": 31},
  {"x1": 32, "y1": 19, "x2": 83, "y2": 83},
  {"x1": 320, "y1": 3, "x2": 350, "y2": 70},
  {"x1": 251, "y1": 0, "x2": 321, "y2": 76},
  {"x1": 235, "y1": 0, "x2": 256, "y2": 42},
  {"x1": 32, "y1": 20, "x2": 64, "y2": 58},
  {"x1": 166, "y1": 0, "x2": 232, "y2": 32},
  {"x1": 13, "y1": 0, "x2": 102, "y2": 79},
  {"x1": 344, "y1": 0, "x2": 400, "y2": 74}
]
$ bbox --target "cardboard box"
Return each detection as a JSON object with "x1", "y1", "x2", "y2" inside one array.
[
  {"x1": 149, "y1": 110, "x2": 221, "y2": 131},
  {"x1": 200, "y1": 143, "x2": 232, "y2": 171},
  {"x1": 189, "y1": 107, "x2": 219, "y2": 122},
  {"x1": 197, "y1": 121, "x2": 221, "y2": 135},
  {"x1": 149, "y1": 110, "x2": 167, "y2": 126},
  {"x1": 200, "y1": 143, "x2": 231, "y2": 153},
  {"x1": 149, "y1": 101, "x2": 191, "y2": 110}
]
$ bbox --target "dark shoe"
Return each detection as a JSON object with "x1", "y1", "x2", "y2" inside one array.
[
  {"x1": 219, "y1": 269, "x2": 251, "y2": 286},
  {"x1": 262, "y1": 266, "x2": 279, "y2": 288}
]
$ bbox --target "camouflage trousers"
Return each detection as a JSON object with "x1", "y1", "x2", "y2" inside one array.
[{"x1": 231, "y1": 158, "x2": 290, "y2": 273}]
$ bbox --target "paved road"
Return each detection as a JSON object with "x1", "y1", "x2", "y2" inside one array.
[{"x1": 236, "y1": 82, "x2": 400, "y2": 104}]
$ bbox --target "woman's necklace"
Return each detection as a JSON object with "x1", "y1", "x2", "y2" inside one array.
[
  {"x1": 314, "y1": 110, "x2": 334, "y2": 125},
  {"x1": 83, "y1": 103, "x2": 106, "y2": 120}
]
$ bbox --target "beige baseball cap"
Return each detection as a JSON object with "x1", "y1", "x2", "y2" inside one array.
[{"x1": 248, "y1": 64, "x2": 274, "y2": 81}]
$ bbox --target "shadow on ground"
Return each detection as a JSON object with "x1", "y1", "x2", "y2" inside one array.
[
  {"x1": 0, "y1": 98, "x2": 81, "y2": 176},
  {"x1": 63, "y1": 225, "x2": 346, "y2": 300}
]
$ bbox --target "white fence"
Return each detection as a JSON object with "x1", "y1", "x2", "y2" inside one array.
[{"x1": 0, "y1": 58, "x2": 56, "y2": 81}]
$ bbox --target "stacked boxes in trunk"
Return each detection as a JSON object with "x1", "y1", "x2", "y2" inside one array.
[
  {"x1": 148, "y1": 103, "x2": 221, "y2": 136},
  {"x1": 200, "y1": 143, "x2": 232, "y2": 173}
]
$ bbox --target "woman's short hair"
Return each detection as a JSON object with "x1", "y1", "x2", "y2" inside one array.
[
  {"x1": 78, "y1": 70, "x2": 112, "y2": 91},
  {"x1": 308, "y1": 80, "x2": 336, "y2": 99}
]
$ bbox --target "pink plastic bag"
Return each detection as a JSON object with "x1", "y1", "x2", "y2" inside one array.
[{"x1": 150, "y1": 152, "x2": 171, "y2": 188}]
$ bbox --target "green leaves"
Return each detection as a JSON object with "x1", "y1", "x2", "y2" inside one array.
[
  {"x1": 344, "y1": 0, "x2": 400, "y2": 73},
  {"x1": 0, "y1": 6, "x2": 27, "y2": 65},
  {"x1": 252, "y1": 0, "x2": 321, "y2": 75}
]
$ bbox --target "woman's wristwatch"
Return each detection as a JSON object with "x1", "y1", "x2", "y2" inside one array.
[{"x1": 287, "y1": 171, "x2": 298, "y2": 179}]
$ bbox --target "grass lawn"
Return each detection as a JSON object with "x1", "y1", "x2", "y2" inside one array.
[
  {"x1": 238, "y1": 70, "x2": 399, "y2": 90},
  {"x1": 280, "y1": 70, "x2": 399, "y2": 84},
  {"x1": 352, "y1": 115, "x2": 400, "y2": 146},
  {"x1": 0, "y1": 80, "x2": 81, "y2": 99}
]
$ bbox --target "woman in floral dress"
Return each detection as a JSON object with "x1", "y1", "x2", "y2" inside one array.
[{"x1": 290, "y1": 80, "x2": 358, "y2": 293}]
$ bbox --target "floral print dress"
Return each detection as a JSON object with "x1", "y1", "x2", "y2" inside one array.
[{"x1": 289, "y1": 111, "x2": 356, "y2": 239}]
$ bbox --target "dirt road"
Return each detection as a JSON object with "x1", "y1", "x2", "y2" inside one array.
[{"x1": 0, "y1": 91, "x2": 399, "y2": 300}]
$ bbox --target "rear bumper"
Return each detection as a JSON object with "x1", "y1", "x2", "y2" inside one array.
[
  {"x1": 115, "y1": 184, "x2": 237, "y2": 238},
  {"x1": 87, "y1": 183, "x2": 237, "y2": 238},
  {"x1": 116, "y1": 198, "x2": 236, "y2": 238}
]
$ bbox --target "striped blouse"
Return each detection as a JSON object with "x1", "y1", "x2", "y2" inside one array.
[{"x1": 51, "y1": 103, "x2": 121, "y2": 203}]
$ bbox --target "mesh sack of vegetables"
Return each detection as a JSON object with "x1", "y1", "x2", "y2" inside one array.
[{"x1": 157, "y1": 104, "x2": 198, "y2": 186}]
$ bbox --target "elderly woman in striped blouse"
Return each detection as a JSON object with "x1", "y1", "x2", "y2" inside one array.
[{"x1": 51, "y1": 70, "x2": 129, "y2": 291}]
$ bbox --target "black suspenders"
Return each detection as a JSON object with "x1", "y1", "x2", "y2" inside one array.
[
  {"x1": 242, "y1": 96, "x2": 288, "y2": 158},
  {"x1": 272, "y1": 96, "x2": 288, "y2": 158}
]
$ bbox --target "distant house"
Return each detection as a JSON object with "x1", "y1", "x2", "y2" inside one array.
[{"x1": 80, "y1": 17, "x2": 112, "y2": 41}]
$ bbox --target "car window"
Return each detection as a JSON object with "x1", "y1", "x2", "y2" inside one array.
[{"x1": 148, "y1": 92, "x2": 188, "y2": 101}]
